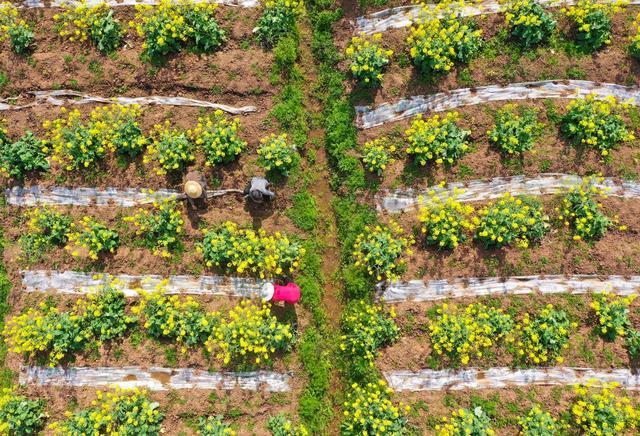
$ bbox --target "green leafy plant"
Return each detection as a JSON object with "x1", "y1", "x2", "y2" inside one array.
[
  {"x1": 503, "y1": 0, "x2": 556, "y2": 48},
  {"x1": 341, "y1": 380, "x2": 408, "y2": 435},
  {"x1": 515, "y1": 304, "x2": 575, "y2": 365},
  {"x1": 267, "y1": 413, "x2": 308, "y2": 436},
  {"x1": 436, "y1": 407, "x2": 493, "y2": 436},
  {"x1": 257, "y1": 133, "x2": 298, "y2": 176},
  {"x1": 590, "y1": 292, "x2": 634, "y2": 341},
  {"x1": 556, "y1": 180, "x2": 617, "y2": 241},
  {"x1": 625, "y1": 329, "x2": 640, "y2": 360},
  {"x1": 571, "y1": 381, "x2": 639, "y2": 435},
  {"x1": 560, "y1": 95, "x2": 634, "y2": 158},
  {"x1": 352, "y1": 220, "x2": 414, "y2": 281},
  {"x1": 487, "y1": 104, "x2": 543, "y2": 155},
  {"x1": 0, "y1": 131, "x2": 49, "y2": 180},
  {"x1": 562, "y1": 0, "x2": 623, "y2": 51},
  {"x1": 0, "y1": 389, "x2": 47, "y2": 435},
  {"x1": 474, "y1": 193, "x2": 549, "y2": 249},
  {"x1": 254, "y1": 0, "x2": 305, "y2": 47},
  {"x1": 361, "y1": 138, "x2": 395, "y2": 175},
  {"x1": 125, "y1": 199, "x2": 184, "y2": 257},
  {"x1": 428, "y1": 302, "x2": 513, "y2": 365},
  {"x1": 631, "y1": 13, "x2": 640, "y2": 59},
  {"x1": 418, "y1": 191, "x2": 476, "y2": 250},
  {"x1": 144, "y1": 121, "x2": 196, "y2": 175},
  {"x1": 405, "y1": 112, "x2": 470, "y2": 166},
  {"x1": 198, "y1": 415, "x2": 236, "y2": 435},
  {"x1": 192, "y1": 110, "x2": 247, "y2": 167},
  {"x1": 0, "y1": 3, "x2": 34, "y2": 54},
  {"x1": 407, "y1": 3, "x2": 482, "y2": 78},
  {"x1": 340, "y1": 301, "x2": 399, "y2": 377},
  {"x1": 345, "y1": 32, "x2": 392, "y2": 87},
  {"x1": 54, "y1": 2, "x2": 124, "y2": 54},
  {"x1": 65, "y1": 216, "x2": 120, "y2": 261},
  {"x1": 20, "y1": 207, "x2": 72, "y2": 259},
  {"x1": 74, "y1": 283, "x2": 137, "y2": 342},
  {"x1": 518, "y1": 405, "x2": 561, "y2": 436}
]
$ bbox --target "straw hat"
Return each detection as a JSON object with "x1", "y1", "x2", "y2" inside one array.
[{"x1": 184, "y1": 180, "x2": 203, "y2": 199}]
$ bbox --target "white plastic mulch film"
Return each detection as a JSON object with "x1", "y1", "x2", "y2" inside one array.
[
  {"x1": 20, "y1": 0, "x2": 259, "y2": 9},
  {"x1": 0, "y1": 90, "x2": 257, "y2": 115},
  {"x1": 377, "y1": 174, "x2": 640, "y2": 213},
  {"x1": 385, "y1": 367, "x2": 640, "y2": 392},
  {"x1": 354, "y1": 0, "x2": 640, "y2": 34},
  {"x1": 22, "y1": 270, "x2": 267, "y2": 297},
  {"x1": 380, "y1": 275, "x2": 640, "y2": 303},
  {"x1": 356, "y1": 81, "x2": 640, "y2": 129},
  {"x1": 20, "y1": 366, "x2": 291, "y2": 391}
]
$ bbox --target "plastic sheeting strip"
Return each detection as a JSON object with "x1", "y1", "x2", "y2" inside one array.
[
  {"x1": 379, "y1": 275, "x2": 640, "y2": 303},
  {"x1": 21, "y1": 270, "x2": 268, "y2": 298},
  {"x1": 385, "y1": 367, "x2": 640, "y2": 391},
  {"x1": 20, "y1": 366, "x2": 291, "y2": 392},
  {"x1": 0, "y1": 90, "x2": 257, "y2": 115},
  {"x1": 356, "y1": 80, "x2": 639, "y2": 129},
  {"x1": 377, "y1": 174, "x2": 640, "y2": 213},
  {"x1": 20, "y1": 0, "x2": 258, "y2": 9},
  {"x1": 354, "y1": 0, "x2": 640, "y2": 34}
]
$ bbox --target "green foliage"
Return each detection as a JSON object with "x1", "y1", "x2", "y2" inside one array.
[
  {"x1": 516, "y1": 304, "x2": 574, "y2": 365},
  {"x1": 257, "y1": 133, "x2": 298, "y2": 176},
  {"x1": 255, "y1": 0, "x2": 305, "y2": 47},
  {"x1": 590, "y1": 293, "x2": 634, "y2": 341},
  {"x1": 55, "y1": 3, "x2": 123, "y2": 54},
  {"x1": 487, "y1": 104, "x2": 543, "y2": 155},
  {"x1": 405, "y1": 112, "x2": 470, "y2": 166},
  {"x1": 271, "y1": 83, "x2": 308, "y2": 147},
  {"x1": 0, "y1": 3, "x2": 34, "y2": 54},
  {"x1": 20, "y1": 207, "x2": 72, "y2": 259},
  {"x1": 267, "y1": 413, "x2": 309, "y2": 436},
  {"x1": 287, "y1": 190, "x2": 319, "y2": 232},
  {"x1": 625, "y1": 329, "x2": 640, "y2": 360},
  {"x1": 436, "y1": 407, "x2": 493, "y2": 436},
  {"x1": 274, "y1": 35, "x2": 299, "y2": 72},
  {"x1": 518, "y1": 405, "x2": 561, "y2": 436},
  {"x1": 0, "y1": 389, "x2": 46, "y2": 435},
  {"x1": 504, "y1": 0, "x2": 556, "y2": 48},
  {"x1": 562, "y1": 0, "x2": 618, "y2": 51},
  {"x1": 197, "y1": 415, "x2": 235, "y2": 435},
  {"x1": 474, "y1": 194, "x2": 549, "y2": 249},
  {"x1": 125, "y1": 199, "x2": 184, "y2": 257}
]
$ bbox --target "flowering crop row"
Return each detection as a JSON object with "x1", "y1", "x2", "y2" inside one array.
[
  {"x1": 364, "y1": 96, "x2": 634, "y2": 176},
  {"x1": 346, "y1": 0, "x2": 634, "y2": 86},
  {"x1": 3, "y1": 282, "x2": 295, "y2": 366},
  {"x1": 427, "y1": 293, "x2": 637, "y2": 367},
  {"x1": 0, "y1": 106, "x2": 302, "y2": 179},
  {"x1": 1, "y1": 0, "x2": 304, "y2": 57},
  {"x1": 436, "y1": 381, "x2": 639, "y2": 436}
]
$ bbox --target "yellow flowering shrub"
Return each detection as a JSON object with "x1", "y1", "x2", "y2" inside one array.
[
  {"x1": 340, "y1": 301, "x2": 398, "y2": 378},
  {"x1": 560, "y1": 95, "x2": 634, "y2": 157},
  {"x1": 133, "y1": 292, "x2": 219, "y2": 352},
  {"x1": 487, "y1": 104, "x2": 543, "y2": 155},
  {"x1": 124, "y1": 199, "x2": 184, "y2": 257},
  {"x1": 50, "y1": 388, "x2": 164, "y2": 434},
  {"x1": 361, "y1": 138, "x2": 395, "y2": 175},
  {"x1": 515, "y1": 304, "x2": 575, "y2": 365},
  {"x1": 53, "y1": 1, "x2": 123, "y2": 53},
  {"x1": 198, "y1": 415, "x2": 236, "y2": 436},
  {"x1": 428, "y1": 302, "x2": 514, "y2": 365},
  {"x1": 503, "y1": 0, "x2": 556, "y2": 48},
  {"x1": 254, "y1": 0, "x2": 305, "y2": 47},
  {"x1": 352, "y1": 221, "x2": 414, "y2": 281},
  {"x1": 405, "y1": 112, "x2": 470, "y2": 166},
  {"x1": 631, "y1": 13, "x2": 640, "y2": 59},
  {"x1": 556, "y1": 178, "x2": 621, "y2": 241},
  {"x1": 590, "y1": 292, "x2": 635, "y2": 341},
  {"x1": 518, "y1": 405, "x2": 562, "y2": 435},
  {"x1": 407, "y1": 2, "x2": 482, "y2": 77},
  {"x1": 206, "y1": 300, "x2": 294, "y2": 365},
  {"x1": 19, "y1": 207, "x2": 72, "y2": 259},
  {"x1": 65, "y1": 216, "x2": 119, "y2": 260},
  {"x1": 341, "y1": 380, "x2": 408, "y2": 435},
  {"x1": 561, "y1": 0, "x2": 625, "y2": 51},
  {"x1": 133, "y1": 0, "x2": 225, "y2": 61},
  {"x1": 436, "y1": 407, "x2": 494, "y2": 436},
  {"x1": 257, "y1": 133, "x2": 298, "y2": 176},
  {"x1": 418, "y1": 190, "x2": 475, "y2": 249},
  {"x1": 191, "y1": 110, "x2": 247, "y2": 167},
  {"x1": 474, "y1": 193, "x2": 549, "y2": 249},
  {"x1": 0, "y1": 2, "x2": 33, "y2": 54},
  {"x1": 0, "y1": 388, "x2": 46, "y2": 435},
  {"x1": 198, "y1": 221, "x2": 304, "y2": 279},
  {"x1": 345, "y1": 33, "x2": 392, "y2": 87},
  {"x1": 267, "y1": 413, "x2": 309, "y2": 436},
  {"x1": 144, "y1": 121, "x2": 196, "y2": 175},
  {"x1": 571, "y1": 381, "x2": 639, "y2": 435}
]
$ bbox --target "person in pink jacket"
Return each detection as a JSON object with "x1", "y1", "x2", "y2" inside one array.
[{"x1": 260, "y1": 282, "x2": 301, "y2": 304}]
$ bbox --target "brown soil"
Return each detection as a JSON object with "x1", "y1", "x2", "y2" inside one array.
[
  {"x1": 359, "y1": 99, "x2": 640, "y2": 189},
  {"x1": 385, "y1": 196, "x2": 640, "y2": 280},
  {"x1": 377, "y1": 293, "x2": 640, "y2": 372},
  {"x1": 17, "y1": 384, "x2": 302, "y2": 435},
  {"x1": 335, "y1": 9, "x2": 640, "y2": 107},
  {"x1": 394, "y1": 385, "x2": 640, "y2": 435},
  {"x1": 0, "y1": 7, "x2": 275, "y2": 100}
]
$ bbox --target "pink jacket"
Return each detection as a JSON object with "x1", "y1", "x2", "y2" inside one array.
[{"x1": 272, "y1": 282, "x2": 301, "y2": 304}]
